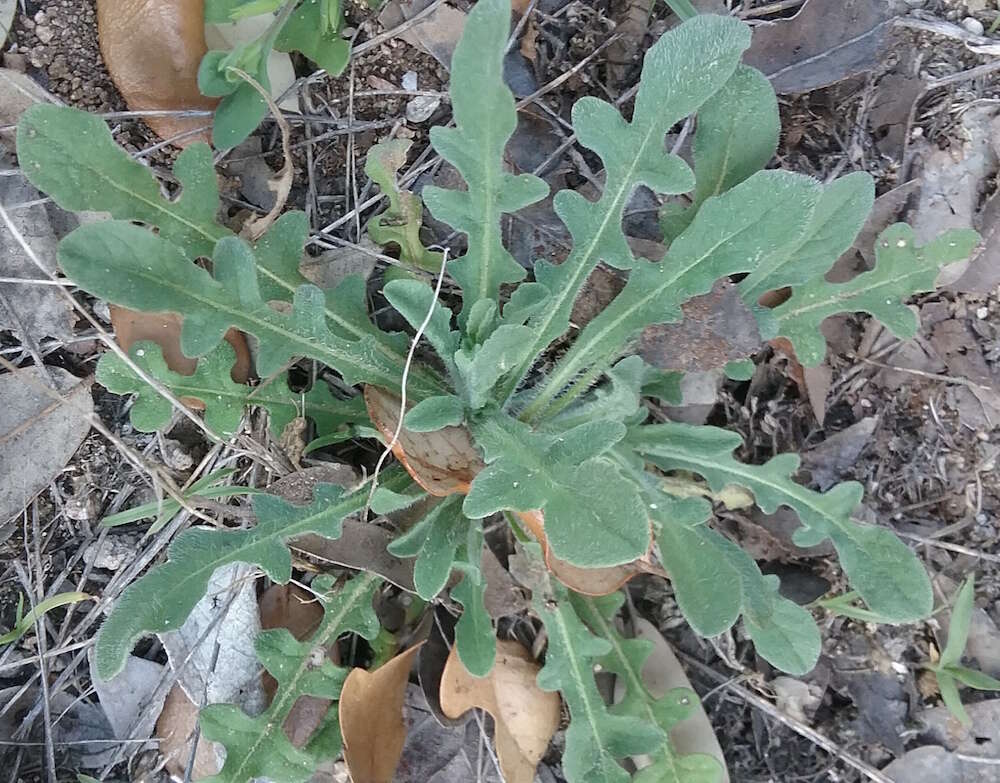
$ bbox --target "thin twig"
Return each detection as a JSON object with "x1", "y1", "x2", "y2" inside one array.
[{"x1": 363, "y1": 249, "x2": 450, "y2": 519}]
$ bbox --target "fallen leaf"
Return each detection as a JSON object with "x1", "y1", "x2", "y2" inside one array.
[
  {"x1": 417, "y1": 606, "x2": 464, "y2": 727},
  {"x1": 952, "y1": 189, "x2": 1000, "y2": 295},
  {"x1": 439, "y1": 639, "x2": 560, "y2": 783},
  {"x1": 300, "y1": 242, "x2": 378, "y2": 289},
  {"x1": 625, "y1": 618, "x2": 730, "y2": 780},
  {"x1": 88, "y1": 651, "x2": 167, "y2": 749},
  {"x1": 0, "y1": 68, "x2": 57, "y2": 150},
  {"x1": 0, "y1": 158, "x2": 73, "y2": 341},
  {"x1": 109, "y1": 307, "x2": 252, "y2": 384},
  {"x1": 516, "y1": 510, "x2": 664, "y2": 596},
  {"x1": 802, "y1": 363, "x2": 832, "y2": 425},
  {"x1": 159, "y1": 562, "x2": 267, "y2": 714},
  {"x1": 607, "y1": 0, "x2": 654, "y2": 88},
  {"x1": 97, "y1": 0, "x2": 218, "y2": 145},
  {"x1": 771, "y1": 675, "x2": 822, "y2": 723},
  {"x1": 639, "y1": 280, "x2": 761, "y2": 372},
  {"x1": 364, "y1": 385, "x2": 486, "y2": 496},
  {"x1": 801, "y1": 416, "x2": 877, "y2": 491},
  {"x1": 379, "y1": 0, "x2": 467, "y2": 70},
  {"x1": 742, "y1": 0, "x2": 894, "y2": 94},
  {"x1": 869, "y1": 68, "x2": 924, "y2": 159},
  {"x1": 0, "y1": 366, "x2": 93, "y2": 527},
  {"x1": 929, "y1": 319, "x2": 1000, "y2": 429},
  {"x1": 339, "y1": 644, "x2": 424, "y2": 783},
  {"x1": 155, "y1": 683, "x2": 221, "y2": 779}
]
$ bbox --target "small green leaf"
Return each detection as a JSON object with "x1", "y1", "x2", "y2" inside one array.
[
  {"x1": 940, "y1": 574, "x2": 975, "y2": 668},
  {"x1": 935, "y1": 670, "x2": 971, "y2": 727},
  {"x1": 387, "y1": 495, "x2": 466, "y2": 599},
  {"x1": 364, "y1": 140, "x2": 444, "y2": 271},
  {"x1": 422, "y1": 0, "x2": 548, "y2": 322},
  {"x1": 200, "y1": 573, "x2": 380, "y2": 783},
  {"x1": 402, "y1": 394, "x2": 465, "y2": 432},
  {"x1": 944, "y1": 664, "x2": 1000, "y2": 691},
  {"x1": 724, "y1": 359, "x2": 754, "y2": 380},
  {"x1": 0, "y1": 592, "x2": 91, "y2": 645},
  {"x1": 382, "y1": 278, "x2": 459, "y2": 377},
  {"x1": 455, "y1": 324, "x2": 536, "y2": 409},
  {"x1": 451, "y1": 524, "x2": 495, "y2": 676},
  {"x1": 369, "y1": 485, "x2": 427, "y2": 514},
  {"x1": 276, "y1": 0, "x2": 351, "y2": 76}
]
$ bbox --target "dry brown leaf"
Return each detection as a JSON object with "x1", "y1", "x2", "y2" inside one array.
[
  {"x1": 742, "y1": 0, "x2": 893, "y2": 94},
  {"x1": 110, "y1": 307, "x2": 252, "y2": 387},
  {"x1": 516, "y1": 510, "x2": 664, "y2": 596},
  {"x1": 339, "y1": 644, "x2": 424, "y2": 783},
  {"x1": 364, "y1": 385, "x2": 485, "y2": 496},
  {"x1": 155, "y1": 684, "x2": 220, "y2": 779},
  {"x1": 97, "y1": 0, "x2": 217, "y2": 145},
  {"x1": 439, "y1": 639, "x2": 560, "y2": 783}
]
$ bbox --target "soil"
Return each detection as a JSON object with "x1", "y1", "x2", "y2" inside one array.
[{"x1": 2, "y1": 0, "x2": 999, "y2": 781}]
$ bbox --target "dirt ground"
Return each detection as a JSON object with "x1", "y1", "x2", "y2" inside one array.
[{"x1": 1, "y1": 0, "x2": 999, "y2": 781}]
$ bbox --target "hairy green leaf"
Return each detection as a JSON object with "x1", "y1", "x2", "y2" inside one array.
[
  {"x1": 275, "y1": 0, "x2": 350, "y2": 76},
  {"x1": 766, "y1": 224, "x2": 980, "y2": 364},
  {"x1": 501, "y1": 14, "x2": 752, "y2": 403},
  {"x1": 464, "y1": 415, "x2": 648, "y2": 568},
  {"x1": 365, "y1": 140, "x2": 444, "y2": 271},
  {"x1": 200, "y1": 573, "x2": 379, "y2": 783},
  {"x1": 455, "y1": 324, "x2": 535, "y2": 409},
  {"x1": 941, "y1": 574, "x2": 975, "y2": 668},
  {"x1": 387, "y1": 494, "x2": 465, "y2": 599},
  {"x1": 59, "y1": 222, "x2": 443, "y2": 398},
  {"x1": 451, "y1": 523, "x2": 495, "y2": 676},
  {"x1": 661, "y1": 64, "x2": 779, "y2": 241},
  {"x1": 94, "y1": 468, "x2": 409, "y2": 680},
  {"x1": 631, "y1": 421, "x2": 932, "y2": 622},
  {"x1": 571, "y1": 592, "x2": 725, "y2": 783},
  {"x1": 402, "y1": 395, "x2": 465, "y2": 432},
  {"x1": 97, "y1": 340, "x2": 365, "y2": 438},
  {"x1": 17, "y1": 105, "x2": 226, "y2": 258},
  {"x1": 535, "y1": 580, "x2": 664, "y2": 783},
  {"x1": 422, "y1": 0, "x2": 548, "y2": 321},
  {"x1": 526, "y1": 170, "x2": 821, "y2": 420}
]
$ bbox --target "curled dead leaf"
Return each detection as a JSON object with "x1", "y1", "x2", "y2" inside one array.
[
  {"x1": 339, "y1": 643, "x2": 424, "y2": 783},
  {"x1": 110, "y1": 307, "x2": 252, "y2": 390},
  {"x1": 364, "y1": 385, "x2": 485, "y2": 496},
  {"x1": 516, "y1": 510, "x2": 664, "y2": 596},
  {"x1": 439, "y1": 639, "x2": 560, "y2": 783},
  {"x1": 97, "y1": 0, "x2": 217, "y2": 145}
]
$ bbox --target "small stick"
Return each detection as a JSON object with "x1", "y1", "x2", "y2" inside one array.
[{"x1": 363, "y1": 249, "x2": 450, "y2": 518}]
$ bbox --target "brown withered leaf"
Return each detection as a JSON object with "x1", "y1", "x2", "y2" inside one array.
[
  {"x1": 364, "y1": 385, "x2": 485, "y2": 496},
  {"x1": 155, "y1": 684, "x2": 220, "y2": 779},
  {"x1": 97, "y1": 0, "x2": 217, "y2": 145},
  {"x1": 440, "y1": 639, "x2": 560, "y2": 783},
  {"x1": 339, "y1": 644, "x2": 424, "y2": 783},
  {"x1": 639, "y1": 280, "x2": 761, "y2": 372},
  {"x1": 742, "y1": 0, "x2": 893, "y2": 94},
  {"x1": 110, "y1": 307, "x2": 252, "y2": 386},
  {"x1": 516, "y1": 510, "x2": 664, "y2": 596}
]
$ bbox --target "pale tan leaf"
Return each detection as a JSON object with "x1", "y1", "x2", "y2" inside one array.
[
  {"x1": 339, "y1": 644, "x2": 423, "y2": 783},
  {"x1": 364, "y1": 385, "x2": 485, "y2": 496},
  {"x1": 440, "y1": 639, "x2": 560, "y2": 783},
  {"x1": 97, "y1": 0, "x2": 217, "y2": 145},
  {"x1": 155, "y1": 684, "x2": 220, "y2": 779},
  {"x1": 0, "y1": 68, "x2": 57, "y2": 150},
  {"x1": 110, "y1": 306, "x2": 252, "y2": 387}
]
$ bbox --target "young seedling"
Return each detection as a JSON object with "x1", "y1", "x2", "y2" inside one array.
[{"x1": 15, "y1": 1, "x2": 981, "y2": 780}]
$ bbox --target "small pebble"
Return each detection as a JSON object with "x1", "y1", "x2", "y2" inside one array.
[
  {"x1": 406, "y1": 95, "x2": 441, "y2": 123},
  {"x1": 963, "y1": 16, "x2": 985, "y2": 35},
  {"x1": 401, "y1": 70, "x2": 418, "y2": 91},
  {"x1": 977, "y1": 306, "x2": 989, "y2": 319},
  {"x1": 35, "y1": 25, "x2": 54, "y2": 44}
]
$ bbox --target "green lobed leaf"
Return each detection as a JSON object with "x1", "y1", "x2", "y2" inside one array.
[
  {"x1": 525, "y1": 170, "x2": 821, "y2": 420},
  {"x1": 464, "y1": 415, "x2": 649, "y2": 568},
  {"x1": 97, "y1": 340, "x2": 366, "y2": 438},
  {"x1": 766, "y1": 224, "x2": 981, "y2": 365},
  {"x1": 631, "y1": 421, "x2": 932, "y2": 623},
  {"x1": 422, "y1": 0, "x2": 548, "y2": 322},
  {"x1": 450, "y1": 522, "x2": 495, "y2": 676},
  {"x1": 59, "y1": 222, "x2": 443, "y2": 398},
  {"x1": 382, "y1": 278, "x2": 459, "y2": 378},
  {"x1": 500, "y1": 14, "x2": 752, "y2": 404},
  {"x1": 200, "y1": 573, "x2": 380, "y2": 783},
  {"x1": 454, "y1": 324, "x2": 536, "y2": 409},
  {"x1": 17, "y1": 104, "x2": 226, "y2": 259},
  {"x1": 535, "y1": 580, "x2": 664, "y2": 783},
  {"x1": 571, "y1": 592, "x2": 725, "y2": 783},
  {"x1": 661, "y1": 64, "x2": 779, "y2": 242},
  {"x1": 387, "y1": 494, "x2": 466, "y2": 599},
  {"x1": 364, "y1": 140, "x2": 444, "y2": 271},
  {"x1": 93, "y1": 468, "x2": 409, "y2": 680}
]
